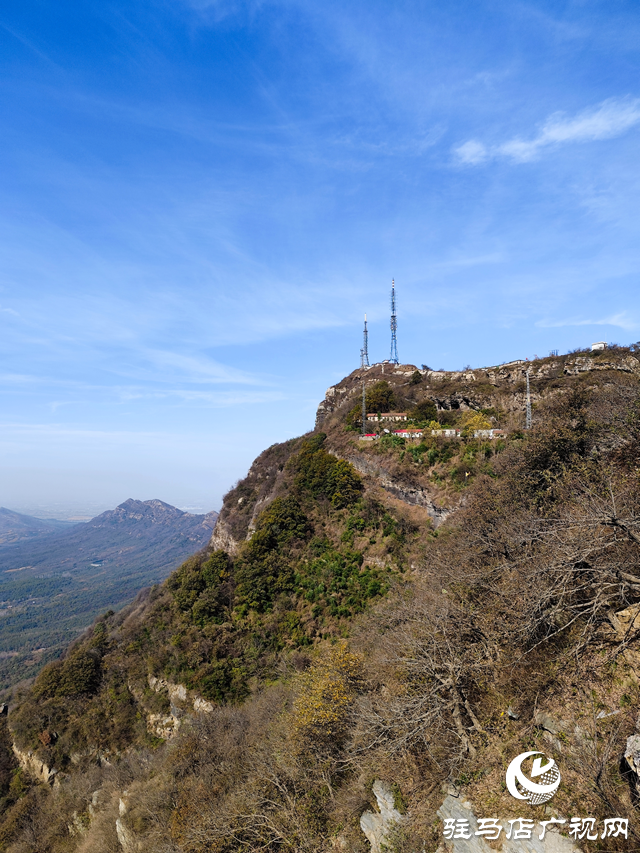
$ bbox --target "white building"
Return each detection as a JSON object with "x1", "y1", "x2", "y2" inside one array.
[{"x1": 367, "y1": 412, "x2": 408, "y2": 422}]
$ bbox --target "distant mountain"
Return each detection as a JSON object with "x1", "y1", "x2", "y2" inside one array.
[
  {"x1": 0, "y1": 507, "x2": 77, "y2": 545},
  {"x1": 0, "y1": 499, "x2": 218, "y2": 690}
]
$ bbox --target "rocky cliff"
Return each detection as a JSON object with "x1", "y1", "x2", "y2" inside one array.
[{"x1": 315, "y1": 349, "x2": 640, "y2": 428}]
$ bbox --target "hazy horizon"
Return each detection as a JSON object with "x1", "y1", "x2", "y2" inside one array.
[{"x1": 2, "y1": 498, "x2": 215, "y2": 522}]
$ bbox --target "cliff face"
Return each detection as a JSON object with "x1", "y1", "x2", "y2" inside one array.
[
  {"x1": 3, "y1": 348, "x2": 640, "y2": 853},
  {"x1": 208, "y1": 437, "x2": 301, "y2": 554}
]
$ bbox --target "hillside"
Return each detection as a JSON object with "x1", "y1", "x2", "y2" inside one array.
[
  {"x1": 2, "y1": 347, "x2": 640, "y2": 853},
  {"x1": 0, "y1": 500, "x2": 217, "y2": 691},
  {"x1": 0, "y1": 508, "x2": 76, "y2": 546}
]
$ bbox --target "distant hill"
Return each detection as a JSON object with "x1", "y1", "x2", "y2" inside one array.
[
  {"x1": 0, "y1": 499, "x2": 218, "y2": 690},
  {"x1": 0, "y1": 507, "x2": 77, "y2": 545}
]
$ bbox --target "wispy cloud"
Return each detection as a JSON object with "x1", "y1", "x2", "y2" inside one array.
[
  {"x1": 455, "y1": 97, "x2": 640, "y2": 164},
  {"x1": 135, "y1": 350, "x2": 269, "y2": 385},
  {"x1": 117, "y1": 388, "x2": 285, "y2": 406},
  {"x1": 536, "y1": 312, "x2": 638, "y2": 331},
  {"x1": 0, "y1": 373, "x2": 39, "y2": 384}
]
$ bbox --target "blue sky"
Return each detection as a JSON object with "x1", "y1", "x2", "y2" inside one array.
[{"x1": 1, "y1": 0, "x2": 639, "y2": 516}]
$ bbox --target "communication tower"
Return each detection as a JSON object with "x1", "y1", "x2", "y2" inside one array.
[
  {"x1": 361, "y1": 314, "x2": 370, "y2": 368},
  {"x1": 526, "y1": 369, "x2": 532, "y2": 430},
  {"x1": 390, "y1": 279, "x2": 398, "y2": 364}
]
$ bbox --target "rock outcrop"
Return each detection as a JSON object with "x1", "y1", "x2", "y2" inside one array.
[
  {"x1": 436, "y1": 794, "x2": 580, "y2": 853},
  {"x1": 345, "y1": 453, "x2": 451, "y2": 525},
  {"x1": 116, "y1": 796, "x2": 137, "y2": 853},
  {"x1": 360, "y1": 780, "x2": 406, "y2": 853},
  {"x1": 12, "y1": 744, "x2": 56, "y2": 784},
  {"x1": 314, "y1": 353, "x2": 640, "y2": 428},
  {"x1": 208, "y1": 515, "x2": 241, "y2": 555}
]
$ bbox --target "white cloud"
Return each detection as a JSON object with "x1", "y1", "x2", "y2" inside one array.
[
  {"x1": 536, "y1": 312, "x2": 638, "y2": 331},
  {"x1": 454, "y1": 97, "x2": 640, "y2": 164},
  {"x1": 454, "y1": 140, "x2": 489, "y2": 165}
]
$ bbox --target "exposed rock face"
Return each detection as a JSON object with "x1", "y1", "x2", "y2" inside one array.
[
  {"x1": 146, "y1": 674, "x2": 214, "y2": 738},
  {"x1": 12, "y1": 744, "x2": 56, "y2": 784},
  {"x1": 346, "y1": 453, "x2": 451, "y2": 526},
  {"x1": 314, "y1": 353, "x2": 640, "y2": 428},
  {"x1": 436, "y1": 794, "x2": 580, "y2": 853},
  {"x1": 360, "y1": 780, "x2": 405, "y2": 853},
  {"x1": 623, "y1": 734, "x2": 640, "y2": 801},
  {"x1": 208, "y1": 515, "x2": 241, "y2": 555},
  {"x1": 116, "y1": 796, "x2": 137, "y2": 853}
]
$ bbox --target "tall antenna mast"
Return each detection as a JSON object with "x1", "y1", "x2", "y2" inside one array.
[
  {"x1": 526, "y1": 368, "x2": 532, "y2": 430},
  {"x1": 361, "y1": 381, "x2": 366, "y2": 435},
  {"x1": 361, "y1": 314, "x2": 370, "y2": 368},
  {"x1": 390, "y1": 279, "x2": 398, "y2": 364}
]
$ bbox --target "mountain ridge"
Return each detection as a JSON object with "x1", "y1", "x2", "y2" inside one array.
[
  {"x1": 0, "y1": 499, "x2": 218, "y2": 692},
  {"x1": 2, "y1": 348, "x2": 640, "y2": 852},
  {"x1": 0, "y1": 507, "x2": 78, "y2": 546}
]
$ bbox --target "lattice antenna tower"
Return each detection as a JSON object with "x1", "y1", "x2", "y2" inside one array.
[
  {"x1": 390, "y1": 279, "x2": 399, "y2": 364},
  {"x1": 361, "y1": 314, "x2": 370, "y2": 368},
  {"x1": 526, "y1": 368, "x2": 532, "y2": 430},
  {"x1": 361, "y1": 381, "x2": 366, "y2": 435}
]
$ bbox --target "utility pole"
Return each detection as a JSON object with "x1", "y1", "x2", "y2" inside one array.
[
  {"x1": 526, "y1": 368, "x2": 532, "y2": 430},
  {"x1": 390, "y1": 279, "x2": 398, "y2": 364},
  {"x1": 361, "y1": 381, "x2": 366, "y2": 436},
  {"x1": 361, "y1": 314, "x2": 370, "y2": 368}
]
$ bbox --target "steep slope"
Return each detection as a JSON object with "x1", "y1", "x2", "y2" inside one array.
[
  {"x1": 0, "y1": 500, "x2": 217, "y2": 691},
  {"x1": 2, "y1": 349, "x2": 640, "y2": 853}
]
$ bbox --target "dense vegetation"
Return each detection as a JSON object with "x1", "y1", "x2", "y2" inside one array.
[{"x1": 2, "y1": 354, "x2": 640, "y2": 852}]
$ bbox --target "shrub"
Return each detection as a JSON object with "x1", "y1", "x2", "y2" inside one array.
[
  {"x1": 410, "y1": 399, "x2": 437, "y2": 423},
  {"x1": 234, "y1": 496, "x2": 310, "y2": 612},
  {"x1": 31, "y1": 662, "x2": 62, "y2": 700},
  {"x1": 293, "y1": 435, "x2": 363, "y2": 508},
  {"x1": 459, "y1": 411, "x2": 492, "y2": 436},
  {"x1": 380, "y1": 434, "x2": 405, "y2": 449},
  {"x1": 57, "y1": 649, "x2": 101, "y2": 697},
  {"x1": 291, "y1": 643, "x2": 363, "y2": 755}
]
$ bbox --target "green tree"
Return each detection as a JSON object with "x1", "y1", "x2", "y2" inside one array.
[
  {"x1": 365, "y1": 380, "x2": 396, "y2": 413},
  {"x1": 410, "y1": 398, "x2": 438, "y2": 423}
]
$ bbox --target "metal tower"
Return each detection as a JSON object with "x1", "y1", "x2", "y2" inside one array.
[
  {"x1": 361, "y1": 381, "x2": 366, "y2": 435},
  {"x1": 360, "y1": 314, "x2": 370, "y2": 368},
  {"x1": 526, "y1": 369, "x2": 532, "y2": 429},
  {"x1": 390, "y1": 279, "x2": 398, "y2": 364}
]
